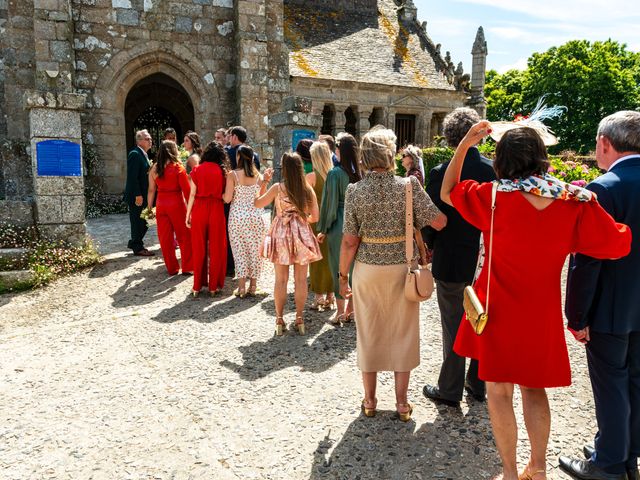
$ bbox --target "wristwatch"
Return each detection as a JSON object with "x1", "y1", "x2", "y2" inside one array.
[{"x1": 338, "y1": 272, "x2": 348, "y2": 281}]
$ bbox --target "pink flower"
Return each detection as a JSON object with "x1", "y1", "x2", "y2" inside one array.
[
  {"x1": 559, "y1": 171, "x2": 567, "y2": 177},
  {"x1": 548, "y1": 166, "x2": 557, "y2": 173},
  {"x1": 571, "y1": 180, "x2": 587, "y2": 187}
]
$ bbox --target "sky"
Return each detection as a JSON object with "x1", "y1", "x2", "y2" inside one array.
[{"x1": 413, "y1": 0, "x2": 640, "y2": 74}]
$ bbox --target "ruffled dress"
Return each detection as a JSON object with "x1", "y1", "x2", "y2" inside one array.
[{"x1": 262, "y1": 185, "x2": 322, "y2": 266}]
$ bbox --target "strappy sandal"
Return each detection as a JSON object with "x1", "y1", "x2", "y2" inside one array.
[
  {"x1": 233, "y1": 287, "x2": 246, "y2": 298},
  {"x1": 293, "y1": 316, "x2": 306, "y2": 335},
  {"x1": 275, "y1": 316, "x2": 286, "y2": 336},
  {"x1": 329, "y1": 313, "x2": 345, "y2": 326},
  {"x1": 396, "y1": 402, "x2": 414, "y2": 422},
  {"x1": 361, "y1": 398, "x2": 377, "y2": 417},
  {"x1": 518, "y1": 467, "x2": 546, "y2": 480},
  {"x1": 344, "y1": 311, "x2": 355, "y2": 323}
]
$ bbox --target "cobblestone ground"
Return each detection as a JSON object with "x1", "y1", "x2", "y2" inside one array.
[{"x1": 0, "y1": 214, "x2": 596, "y2": 479}]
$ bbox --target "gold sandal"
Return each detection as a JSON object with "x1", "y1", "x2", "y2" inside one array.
[
  {"x1": 275, "y1": 316, "x2": 286, "y2": 336},
  {"x1": 329, "y1": 313, "x2": 345, "y2": 326},
  {"x1": 396, "y1": 402, "x2": 413, "y2": 422},
  {"x1": 293, "y1": 316, "x2": 305, "y2": 335},
  {"x1": 518, "y1": 468, "x2": 546, "y2": 480},
  {"x1": 361, "y1": 398, "x2": 377, "y2": 417}
]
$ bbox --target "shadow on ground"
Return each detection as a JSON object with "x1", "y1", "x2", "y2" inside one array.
[
  {"x1": 309, "y1": 402, "x2": 500, "y2": 480},
  {"x1": 220, "y1": 296, "x2": 357, "y2": 379}
]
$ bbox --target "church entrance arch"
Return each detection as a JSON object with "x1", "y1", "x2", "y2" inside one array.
[{"x1": 124, "y1": 73, "x2": 195, "y2": 157}]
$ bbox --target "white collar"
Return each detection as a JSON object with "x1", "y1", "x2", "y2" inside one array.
[{"x1": 609, "y1": 154, "x2": 640, "y2": 171}]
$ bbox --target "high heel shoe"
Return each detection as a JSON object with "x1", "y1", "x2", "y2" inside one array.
[
  {"x1": 293, "y1": 316, "x2": 305, "y2": 335},
  {"x1": 275, "y1": 316, "x2": 286, "y2": 336},
  {"x1": 233, "y1": 287, "x2": 246, "y2": 298},
  {"x1": 344, "y1": 311, "x2": 355, "y2": 323},
  {"x1": 322, "y1": 297, "x2": 336, "y2": 311},
  {"x1": 329, "y1": 313, "x2": 345, "y2": 326},
  {"x1": 361, "y1": 398, "x2": 377, "y2": 417},
  {"x1": 396, "y1": 403, "x2": 413, "y2": 422},
  {"x1": 518, "y1": 468, "x2": 546, "y2": 480},
  {"x1": 191, "y1": 289, "x2": 200, "y2": 298}
]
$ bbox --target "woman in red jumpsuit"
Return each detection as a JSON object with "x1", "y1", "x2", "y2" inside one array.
[
  {"x1": 147, "y1": 140, "x2": 192, "y2": 275},
  {"x1": 186, "y1": 141, "x2": 228, "y2": 296}
]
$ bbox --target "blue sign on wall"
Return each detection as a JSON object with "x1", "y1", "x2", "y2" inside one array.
[
  {"x1": 292, "y1": 129, "x2": 315, "y2": 149},
  {"x1": 36, "y1": 140, "x2": 82, "y2": 177}
]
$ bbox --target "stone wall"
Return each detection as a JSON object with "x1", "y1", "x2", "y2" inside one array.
[{"x1": 0, "y1": 139, "x2": 33, "y2": 200}]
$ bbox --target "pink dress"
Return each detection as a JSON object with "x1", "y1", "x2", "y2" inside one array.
[{"x1": 262, "y1": 185, "x2": 322, "y2": 265}]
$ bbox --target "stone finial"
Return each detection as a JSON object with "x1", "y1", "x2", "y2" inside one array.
[
  {"x1": 398, "y1": 0, "x2": 417, "y2": 22},
  {"x1": 421, "y1": 21, "x2": 427, "y2": 32},
  {"x1": 472, "y1": 26, "x2": 488, "y2": 55}
]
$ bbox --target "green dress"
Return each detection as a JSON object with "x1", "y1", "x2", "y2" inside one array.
[
  {"x1": 309, "y1": 170, "x2": 334, "y2": 294},
  {"x1": 317, "y1": 166, "x2": 351, "y2": 297}
]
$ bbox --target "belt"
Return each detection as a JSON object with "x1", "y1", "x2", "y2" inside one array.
[{"x1": 361, "y1": 236, "x2": 405, "y2": 244}]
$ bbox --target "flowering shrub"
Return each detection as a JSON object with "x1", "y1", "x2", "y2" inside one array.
[
  {"x1": 547, "y1": 157, "x2": 601, "y2": 184},
  {"x1": 0, "y1": 222, "x2": 101, "y2": 293}
]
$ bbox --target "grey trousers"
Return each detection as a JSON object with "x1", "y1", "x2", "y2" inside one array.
[{"x1": 435, "y1": 279, "x2": 485, "y2": 401}]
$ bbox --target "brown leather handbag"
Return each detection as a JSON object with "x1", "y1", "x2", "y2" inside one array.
[
  {"x1": 404, "y1": 179, "x2": 434, "y2": 302},
  {"x1": 463, "y1": 182, "x2": 497, "y2": 335}
]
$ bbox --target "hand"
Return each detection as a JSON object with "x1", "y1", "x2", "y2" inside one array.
[
  {"x1": 185, "y1": 215, "x2": 192, "y2": 229},
  {"x1": 462, "y1": 120, "x2": 493, "y2": 147},
  {"x1": 135, "y1": 195, "x2": 143, "y2": 207},
  {"x1": 263, "y1": 168, "x2": 274, "y2": 183},
  {"x1": 568, "y1": 326, "x2": 590, "y2": 344},
  {"x1": 339, "y1": 277, "x2": 352, "y2": 299},
  {"x1": 317, "y1": 233, "x2": 326, "y2": 243}
]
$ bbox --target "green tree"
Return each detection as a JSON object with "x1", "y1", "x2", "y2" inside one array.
[
  {"x1": 485, "y1": 68, "x2": 525, "y2": 121},
  {"x1": 485, "y1": 40, "x2": 640, "y2": 153}
]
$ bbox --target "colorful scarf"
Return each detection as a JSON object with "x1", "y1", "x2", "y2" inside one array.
[{"x1": 496, "y1": 173, "x2": 595, "y2": 202}]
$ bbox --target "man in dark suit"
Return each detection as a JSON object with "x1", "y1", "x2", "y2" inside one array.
[
  {"x1": 560, "y1": 111, "x2": 640, "y2": 480},
  {"x1": 421, "y1": 108, "x2": 496, "y2": 408},
  {"x1": 124, "y1": 129, "x2": 154, "y2": 256}
]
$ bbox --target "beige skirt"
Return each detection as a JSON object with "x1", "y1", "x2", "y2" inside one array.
[{"x1": 352, "y1": 261, "x2": 420, "y2": 372}]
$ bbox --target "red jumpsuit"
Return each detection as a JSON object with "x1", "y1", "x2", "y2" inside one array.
[
  {"x1": 154, "y1": 163, "x2": 193, "y2": 275},
  {"x1": 190, "y1": 162, "x2": 227, "y2": 292}
]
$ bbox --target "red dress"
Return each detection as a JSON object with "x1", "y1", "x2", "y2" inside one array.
[
  {"x1": 451, "y1": 180, "x2": 631, "y2": 388},
  {"x1": 155, "y1": 163, "x2": 192, "y2": 275},
  {"x1": 190, "y1": 162, "x2": 227, "y2": 292}
]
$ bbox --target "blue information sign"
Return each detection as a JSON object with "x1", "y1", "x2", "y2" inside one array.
[
  {"x1": 36, "y1": 140, "x2": 82, "y2": 177},
  {"x1": 292, "y1": 129, "x2": 315, "y2": 149}
]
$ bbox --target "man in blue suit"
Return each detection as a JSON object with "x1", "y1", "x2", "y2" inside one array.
[
  {"x1": 123, "y1": 129, "x2": 154, "y2": 256},
  {"x1": 560, "y1": 111, "x2": 640, "y2": 480}
]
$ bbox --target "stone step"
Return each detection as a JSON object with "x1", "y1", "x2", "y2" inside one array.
[
  {"x1": 0, "y1": 269, "x2": 36, "y2": 292},
  {"x1": 0, "y1": 248, "x2": 29, "y2": 271}
]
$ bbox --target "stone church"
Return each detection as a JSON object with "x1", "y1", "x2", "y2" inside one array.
[{"x1": 0, "y1": 0, "x2": 487, "y2": 241}]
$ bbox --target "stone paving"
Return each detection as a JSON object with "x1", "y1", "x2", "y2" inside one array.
[{"x1": 0, "y1": 214, "x2": 597, "y2": 479}]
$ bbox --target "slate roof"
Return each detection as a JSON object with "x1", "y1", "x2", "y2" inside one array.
[{"x1": 284, "y1": 0, "x2": 457, "y2": 91}]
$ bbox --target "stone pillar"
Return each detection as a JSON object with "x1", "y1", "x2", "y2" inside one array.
[
  {"x1": 468, "y1": 26, "x2": 488, "y2": 118},
  {"x1": 333, "y1": 104, "x2": 348, "y2": 136},
  {"x1": 24, "y1": 91, "x2": 87, "y2": 246},
  {"x1": 358, "y1": 107, "x2": 373, "y2": 139},
  {"x1": 417, "y1": 111, "x2": 433, "y2": 146},
  {"x1": 270, "y1": 96, "x2": 322, "y2": 181}
]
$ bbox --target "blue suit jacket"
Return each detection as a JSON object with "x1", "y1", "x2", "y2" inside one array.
[{"x1": 565, "y1": 156, "x2": 640, "y2": 333}]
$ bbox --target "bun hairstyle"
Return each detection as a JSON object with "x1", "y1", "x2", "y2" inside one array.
[{"x1": 360, "y1": 125, "x2": 397, "y2": 171}]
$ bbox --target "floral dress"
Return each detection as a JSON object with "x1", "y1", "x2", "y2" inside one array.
[{"x1": 228, "y1": 171, "x2": 269, "y2": 279}]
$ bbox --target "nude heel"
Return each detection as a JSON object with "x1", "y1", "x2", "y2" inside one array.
[
  {"x1": 294, "y1": 316, "x2": 305, "y2": 335},
  {"x1": 275, "y1": 316, "x2": 285, "y2": 336}
]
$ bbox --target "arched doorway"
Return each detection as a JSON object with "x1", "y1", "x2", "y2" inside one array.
[{"x1": 124, "y1": 73, "x2": 195, "y2": 158}]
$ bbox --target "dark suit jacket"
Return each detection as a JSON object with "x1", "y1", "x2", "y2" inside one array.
[
  {"x1": 423, "y1": 147, "x2": 496, "y2": 283},
  {"x1": 566, "y1": 155, "x2": 640, "y2": 334},
  {"x1": 225, "y1": 144, "x2": 261, "y2": 171},
  {"x1": 123, "y1": 146, "x2": 150, "y2": 206}
]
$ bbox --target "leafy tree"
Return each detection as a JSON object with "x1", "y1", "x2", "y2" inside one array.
[
  {"x1": 485, "y1": 40, "x2": 640, "y2": 153},
  {"x1": 485, "y1": 69, "x2": 525, "y2": 121}
]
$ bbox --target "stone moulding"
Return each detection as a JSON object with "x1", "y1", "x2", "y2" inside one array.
[{"x1": 23, "y1": 91, "x2": 87, "y2": 111}]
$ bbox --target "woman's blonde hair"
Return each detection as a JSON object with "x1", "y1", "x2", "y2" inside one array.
[
  {"x1": 360, "y1": 125, "x2": 397, "y2": 171},
  {"x1": 309, "y1": 141, "x2": 333, "y2": 181}
]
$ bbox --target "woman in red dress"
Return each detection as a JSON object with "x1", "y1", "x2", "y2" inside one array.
[
  {"x1": 185, "y1": 141, "x2": 228, "y2": 296},
  {"x1": 147, "y1": 140, "x2": 192, "y2": 275},
  {"x1": 441, "y1": 123, "x2": 632, "y2": 480}
]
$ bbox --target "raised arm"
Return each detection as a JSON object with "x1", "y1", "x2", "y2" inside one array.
[
  {"x1": 441, "y1": 120, "x2": 492, "y2": 206},
  {"x1": 254, "y1": 168, "x2": 275, "y2": 208}
]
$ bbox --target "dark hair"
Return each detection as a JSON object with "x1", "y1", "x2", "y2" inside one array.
[
  {"x1": 295, "y1": 138, "x2": 313, "y2": 166},
  {"x1": 184, "y1": 131, "x2": 202, "y2": 155},
  {"x1": 156, "y1": 140, "x2": 180, "y2": 178},
  {"x1": 200, "y1": 141, "x2": 230, "y2": 175},
  {"x1": 494, "y1": 128, "x2": 549, "y2": 180},
  {"x1": 163, "y1": 128, "x2": 177, "y2": 140},
  {"x1": 281, "y1": 152, "x2": 313, "y2": 215},
  {"x1": 318, "y1": 134, "x2": 335, "y2": 152},
  {"x1": 237, "y1": 145, "x2": 258, "y2": 178},
  {"x1": 336, "y1": 133, "x2": 361, "y2": 183},
  {"x1": 228, "y1": 126, "x2": 247, "y2": 143}
]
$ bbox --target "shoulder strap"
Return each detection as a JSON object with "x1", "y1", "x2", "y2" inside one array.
[
  {"x1": 405, "y1": 178, "x2": 413, "y2": 265},
  {"x1": 485, "y1": 182, "x2": 498, "y2": 309}
]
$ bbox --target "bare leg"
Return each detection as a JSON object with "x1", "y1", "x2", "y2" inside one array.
[
  {"x1": 293, "y1": 263, "x2": 309, "y2": 320},
  {"x1": 332, "y1": 298, "x2": 346, "y2": 323},
  {"x1": 236, "y1": 276, "x2": 246, "y2": 295},
  {"x1": 520, "y1": 386, "x2": 550, "y2": 478},
  {"x1": 273, "y1": 264, "x2": 289, "y2": 318},
  {"x1": 487, "y1": 382, "x2": 519, "y2": 480},
  {"x1": 394, "y1": 371, "x2": 411, "y2": 412},
  {"x1": 362, "y1": 371, "x2": 377, "y2": 406}
]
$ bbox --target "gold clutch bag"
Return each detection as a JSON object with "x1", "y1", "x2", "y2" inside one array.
[{"x1": 463, "y1": 286, "x2": 488, "y2": 335}]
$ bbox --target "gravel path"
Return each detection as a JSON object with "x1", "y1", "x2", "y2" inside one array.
[{"x1": 0, "y1": 214, "x2": 595, "y2": 479}]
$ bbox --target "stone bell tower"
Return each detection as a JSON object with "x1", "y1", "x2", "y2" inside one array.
[{"x1": 468, "y1": 26, "x2": 488, "y2": 118}]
